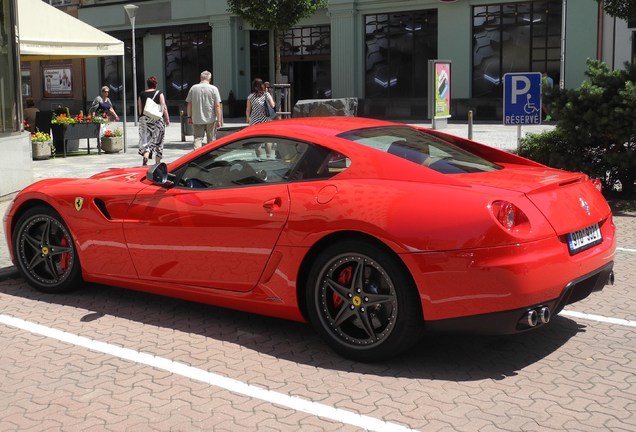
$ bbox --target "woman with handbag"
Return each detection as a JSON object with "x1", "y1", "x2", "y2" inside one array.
[
  {"x1": 246, "y1": 78, "x2": 276, "y2": 158},
  {"x1": 138, "y1": 76, "x2": 170, "y2": 166},
  {"x1": 246, "y1": 78, "x2": 275, "y2": 125}
]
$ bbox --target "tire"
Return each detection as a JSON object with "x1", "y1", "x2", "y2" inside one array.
[
  {"x1": 13, "y1": 206, "x2": 83, "y2": 293},
  {"x1": 305, "y1": 240, "x2": 422, "y2": 362}
]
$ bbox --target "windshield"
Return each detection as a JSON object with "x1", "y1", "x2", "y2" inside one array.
[{"x1": 338, "y1": 126, "x2": 501, "y2": 174}]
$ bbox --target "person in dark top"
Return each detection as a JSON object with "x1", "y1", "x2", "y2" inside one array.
[
  {"x1": 137, "y1": 76, "x2": 170, "y2": 166},
  {"x1": 89, "y1": 86, "x2": 119, "y2": 121}
]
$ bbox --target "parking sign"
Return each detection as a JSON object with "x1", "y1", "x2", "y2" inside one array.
[{"x1": 503, "y1": 73, "x2": 542, "y2": 125}]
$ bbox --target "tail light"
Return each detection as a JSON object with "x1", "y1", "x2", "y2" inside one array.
[
  {"x1": 590, "y1": 178, "x2": 602, "y2": 192},
  {"x1": 490, "y1": 200, "x2": 528, "y2": 231}
]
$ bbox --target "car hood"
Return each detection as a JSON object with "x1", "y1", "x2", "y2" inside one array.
[
  {"x1": 459, "y1": 166, "x2": 611, "y2": 234},
  {"x1": 90, "y1": 167, "x2": 147, "y2": 184}
]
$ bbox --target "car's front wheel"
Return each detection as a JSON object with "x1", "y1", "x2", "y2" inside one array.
[
  {"x1": 13, "y1": 206, "x2": 82, "y2": 293},
  {"x1": 306, "y1": 240, "x2": 422, "y2": 362}
]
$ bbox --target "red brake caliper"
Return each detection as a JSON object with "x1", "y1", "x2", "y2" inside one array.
[
  {"x1": 333, "y1": 265, "x2": 352, "y2": 308},
  {"x1": 60, "y1": 237, "x2": 70, "y2": 272}
]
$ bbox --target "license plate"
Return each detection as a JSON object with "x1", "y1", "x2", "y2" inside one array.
[{"x1": 567, "y1": 223, "x2": 602, "y2": 254}]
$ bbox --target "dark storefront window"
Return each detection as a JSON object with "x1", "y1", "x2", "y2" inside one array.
[
  {"x1": 164, "y1": 30, "x2": 212, "y2": 102},
  {"x1": 280, "y1": 25, "x2": 331, "y2": 100},
  {"x1": 100, "y1": 35, "x2": 144, "y2": 116},
  {"x1": 250, "y1": 30, "x2": 270, "y2": 82},
  {"x1": 472, "y1": 1, "x2": 562, "y2": 98},
  {"x1": 280, "y1": 25, "x2": 330, "y2": 57},
  {"x1": 1, "y1": 0, "x2": 20, "y2": 133},
  {"x1": 364, "y1": 10, "x2": 438, "y2": 99}
]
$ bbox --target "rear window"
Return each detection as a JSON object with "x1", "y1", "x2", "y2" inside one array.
[{"x1": 338, "y1": 126, "x2": 501, "y2": 174}]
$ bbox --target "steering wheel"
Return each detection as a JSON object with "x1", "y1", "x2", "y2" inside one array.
[
  {"x1": 228, "y1": 160, "x2": 259, "y2": 184},
  {"x1": 205, "y1": 160, "x2": 231, "y2": 170},
  {"x1": 183, "y1": 178, "x2": 212, "y2": 188}
]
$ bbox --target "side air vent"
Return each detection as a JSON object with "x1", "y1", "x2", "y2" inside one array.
[
  {"x1": 558, "y1": 178, "x2": 583, "y2": 187},
  {"x1": 93, "y1": 198, "x2": 112, "y2": 220}
]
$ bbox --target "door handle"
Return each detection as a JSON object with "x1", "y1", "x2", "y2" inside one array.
[{"x1": 263, "y1": 197, "x2": 282, "y2": 213}]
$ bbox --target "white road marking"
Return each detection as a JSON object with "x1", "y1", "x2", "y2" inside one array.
[
  {"x1": 617, "y1": 247, "x2": 636, "y2": 253},
  {"x1": 561, "y1": 310, "x2": 636, "y2": 328},
  {"x1": 0, "y1": 314, "x2": 415, "y2": 432}
]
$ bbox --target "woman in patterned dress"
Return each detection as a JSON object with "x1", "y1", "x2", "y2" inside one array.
[
  {"x1": 138, "y1": 76, "x2": 170, "y2": 166},
  {"x1": 246, "y1": 78, "x2": 276, "y2": 158},
  {"x1": 246, "y1": 78, "x2": 275, "y2": 125}
]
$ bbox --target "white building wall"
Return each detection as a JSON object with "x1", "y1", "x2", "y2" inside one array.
[
  {"x1": 601, "y1": 15, "x2": 633, "y2": 69},
  {"x1": 0, "y1": 134, "x2": 33, "y2": 199}
]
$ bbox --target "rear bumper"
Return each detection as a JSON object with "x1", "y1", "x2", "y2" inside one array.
[{"x1": 425, "y1": 261, "x2": 614, "y2": 334}]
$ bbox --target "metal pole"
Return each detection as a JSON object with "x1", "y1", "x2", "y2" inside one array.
[
  {"x1": 131, "y1": 17, "x2": 138, "y2": 125},
  {"x1": 122, "y1": 51, "x2": 127, "y2": 152},
  {"x1": 124, "y1": 5, "x2": 139, "y2": 125},
  {"x1": 559, "y1": 0, "x2": 567, "y2": 89},
  {"x1": 467, "y1": 110, "x2": 473, "y2": 140}
]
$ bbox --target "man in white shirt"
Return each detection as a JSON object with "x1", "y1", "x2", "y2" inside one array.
[{"x1": 186, "y1": 71, "x2": 223, "y2": 149}]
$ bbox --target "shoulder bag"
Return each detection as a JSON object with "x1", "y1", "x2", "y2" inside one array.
[
  {"x1": 143, "y1": 90, "x2": 163, "y2": 120},
  {"x1": 263, "y1": 95, "x2": 276, "y2": 119}
]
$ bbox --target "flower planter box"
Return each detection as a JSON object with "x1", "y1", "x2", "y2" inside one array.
[
  {"x1": 101, "y1": 136, "x2": 123, "y2": 153},
  {"x1": 32, "y1": 141, "x2": 53, "y2": 160},
  {"x1": 51, "y1": 123, "x2": 101, "y2": 157}
]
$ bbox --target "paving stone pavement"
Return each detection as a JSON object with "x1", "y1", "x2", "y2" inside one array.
[{"x1": 0, "y1": 119, "x2": 634, "y2": 431}]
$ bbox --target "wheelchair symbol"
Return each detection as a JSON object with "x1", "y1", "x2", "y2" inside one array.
[{"x1": 524, "y1": 93, "x2": 539, "y2": 114}]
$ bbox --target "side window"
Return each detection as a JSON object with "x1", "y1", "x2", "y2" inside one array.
[
  {"x1": 173, "y1": 138, "x2": 310, "y2": 189},
  {"x1": 288, "y1": 146, "x2": 351, "y2": 181}
]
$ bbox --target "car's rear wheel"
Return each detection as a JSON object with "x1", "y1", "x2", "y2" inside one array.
[
  {"x1": 13, "y1": 206, "x2": 82, "y2": 293},
  {"x1": 306, "y1": 240, "x2": 422, "y2": 361}
]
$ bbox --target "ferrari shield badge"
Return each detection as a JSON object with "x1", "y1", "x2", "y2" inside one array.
[{"x1": 74, "y1": 197, "x2": 84, "y2": 212}]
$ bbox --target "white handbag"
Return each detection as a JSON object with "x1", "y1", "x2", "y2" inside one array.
[{"x1": 143, "y1": 90, "x2": 163, "y2": 120}]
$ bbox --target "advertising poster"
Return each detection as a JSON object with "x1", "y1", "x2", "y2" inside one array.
[
  {"x1": 43, "y1": 64, "x2": 72, "y2": 97},
  {"x1": 433, "y1": 61, "x2": 451, "y2": 119}
]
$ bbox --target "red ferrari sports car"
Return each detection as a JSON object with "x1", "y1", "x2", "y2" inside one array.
[{"x1": 4, "y1": 117, "x2": 615, "y2": 361}]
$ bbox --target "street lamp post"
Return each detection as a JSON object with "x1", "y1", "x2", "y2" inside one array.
[{"x1": 124, "y1": 4, "x2": 139, "y2": 126}]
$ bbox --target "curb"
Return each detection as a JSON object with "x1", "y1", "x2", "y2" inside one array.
[{"x1": 0, "y1": 266, "x2": 19, "y2": 282}]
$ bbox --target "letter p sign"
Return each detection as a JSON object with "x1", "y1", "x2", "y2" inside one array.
[
  {"x1": 503, "y1": 72, "x2": 542, "y2": 125},
  {"x1": 511, "y1": 76, "x2": 531, "y2": 104}
]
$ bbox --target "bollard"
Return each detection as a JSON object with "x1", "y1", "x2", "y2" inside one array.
[{"x1": 468, "y1": 110, "x2": 473, "y2": 140}]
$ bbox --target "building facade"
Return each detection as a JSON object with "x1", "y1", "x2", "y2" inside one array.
[
  {"x1": 19, "y1": 0, "x2": 636, "y2": 122},
  {"x1": 1, "y1": 0, "x2": 32, "y2": 199}
]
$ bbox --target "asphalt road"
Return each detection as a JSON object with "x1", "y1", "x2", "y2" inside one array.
[{"x1": 0, "y1": 120, "x2": 634, "y2": 431}]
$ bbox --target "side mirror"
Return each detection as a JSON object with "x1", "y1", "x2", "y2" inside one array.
[{"x1": 146, "y1": 162, "x2": 174, "y2": 187}]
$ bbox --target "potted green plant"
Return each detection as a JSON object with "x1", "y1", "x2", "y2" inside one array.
[
  {"x1": 31, "y1": 131, "x2": 55, "y2": 160},
  {"x1": 51, "y1": 112, "x2": 109, "y2": 155},
  {"x1": 101, "y1": 127, "x2": 123, "y2": 153}
]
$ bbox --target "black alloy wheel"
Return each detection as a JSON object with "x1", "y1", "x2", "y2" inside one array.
[
  {"x1": 13, "y1": 206, "x2": 82, "y2": 293},
  {"x1": 306, "y1": 240, "x2": 422, "y2": 362}
]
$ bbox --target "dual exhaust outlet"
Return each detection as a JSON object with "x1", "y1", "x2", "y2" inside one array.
[{"x1": 526, "y1": 306, "x2": 550, "y2": 327}]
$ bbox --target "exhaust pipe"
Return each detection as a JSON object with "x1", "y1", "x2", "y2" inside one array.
[
  {"x1": 609, "y1": 271, "x2": 615, "y2": 285},
  {"x1": 527, "y1": 309, "x2": 538, "y2": 327},
  {"x1": 539, "y1": 307, "x2": 550, "y2": 324}
]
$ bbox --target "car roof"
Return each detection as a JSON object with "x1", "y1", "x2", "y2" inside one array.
[{"x1": 235, "y1": 116, "x2": 399, "y2": 138}]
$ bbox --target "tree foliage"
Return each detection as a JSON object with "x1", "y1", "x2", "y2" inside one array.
[
  {"x1": 596, "y1": 0, "x2": 636, "y2": 21},
  {"x1": 227, "y1": 0, "x2": 328, "y2": 81},
  {"x1": 519, "y1": 60, "x2": 636, "y2": 196},
  {"x1": 227, "y1": 0, "x2": 327, "y2": 31}
]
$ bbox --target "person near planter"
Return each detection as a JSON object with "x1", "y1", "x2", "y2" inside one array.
[
  {"x1": 138, "y1": 76, "x2": 170, "y2": 166},
  {"x1": 185, "y1": 70, "x2": 222, "y2": 149},
  {"x1": 23, "y1": 99, "x2": 40, "y2": 132},
  {"x1": 89, "y1": 86, "x2": 120, "y2": 121}
]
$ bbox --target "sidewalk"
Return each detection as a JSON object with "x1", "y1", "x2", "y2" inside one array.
[{"x1": 0, "y1": 118, "x2": 555, "y2": 270}]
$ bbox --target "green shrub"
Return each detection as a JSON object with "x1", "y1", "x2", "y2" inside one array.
[
  {"x1": 519, "y1": 129, "x2": 604, "y2": 179},
  {"x1": 521, "y1": 60, "x2": 636, "y2": 196}
]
